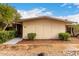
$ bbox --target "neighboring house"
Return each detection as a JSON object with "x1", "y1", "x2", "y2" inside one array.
[{"x1": 16, "y1": 16, "x2": 73, "y2": 39}]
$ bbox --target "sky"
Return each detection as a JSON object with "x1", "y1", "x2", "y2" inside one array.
[{"x1": 9, "y1": 3, "x2": 79, "y2": 23}]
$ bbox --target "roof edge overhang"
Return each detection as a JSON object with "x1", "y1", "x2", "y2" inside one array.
[{"x1": 16, "y1": 16, "x2": 76, "y2": 24}]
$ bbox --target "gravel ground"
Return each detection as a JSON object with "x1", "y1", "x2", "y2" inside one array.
[
  {"x1": 0, "y1": 44, "x2": 79, "y2": 56},
  {"x1": 0, "y1": 37, "x2": 79, "y2": 56}
]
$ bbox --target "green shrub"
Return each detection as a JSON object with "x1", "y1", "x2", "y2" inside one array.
[
  {"x1": 58, "y1": 32, "x2": 70, "y2": 41},
  {"x1": 0, "y1": 31, "x2": 16, "y2": 43},
  {"x1": 27, "y1": 33, "x2": 36, "y2": 40}
]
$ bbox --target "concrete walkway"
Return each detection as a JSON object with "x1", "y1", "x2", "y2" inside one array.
[{"x1": 3, "y1": 38, "x2": 23, "y2": 44}]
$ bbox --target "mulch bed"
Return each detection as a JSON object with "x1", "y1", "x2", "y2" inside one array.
[{"x1": 17, "y1": 37, "x2": 79, "y2": 44}]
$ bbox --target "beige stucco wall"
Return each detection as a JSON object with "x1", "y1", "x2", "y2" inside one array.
[{"x1": 22, "y1": 18, "x2": 66, "y2": 39}]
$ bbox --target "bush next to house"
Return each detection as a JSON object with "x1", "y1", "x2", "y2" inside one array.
[
  {"x1": 27, "y1": 33, "x2": 36, "y2": 40},
  {"x1": 0, "y1": 31, "x2": 16, "y2": 43},
  {"x1": 58, "y1": 32, "x2": 70, "y2": 41}
]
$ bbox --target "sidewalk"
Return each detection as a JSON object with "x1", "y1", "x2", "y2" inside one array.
[{"x1": 3, "y1": 38, "x2": 23, "y2": 44}]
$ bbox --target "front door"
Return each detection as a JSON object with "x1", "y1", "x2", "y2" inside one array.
[{"x1": 16, "y1": 24, "x2": 22, "y2": 37}]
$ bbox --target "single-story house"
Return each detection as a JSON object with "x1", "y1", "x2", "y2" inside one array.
[{"x1": 15, "y1": 16, "x2": 74, "y2": 39}]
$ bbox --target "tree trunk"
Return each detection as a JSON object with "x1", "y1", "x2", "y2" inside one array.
[
  {"x1": 72, "y1": 28, "x2": 75, "y2": 36},
  {"x1": 3, "y1": 24, "x2": 8, "y2": 31}
]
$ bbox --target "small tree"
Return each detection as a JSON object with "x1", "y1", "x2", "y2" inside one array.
[
  {"x1": 0, "y1": 3, "x2": 20, "y2": 31},
  {"x1": 69, "y1": 24, "x2": 79, "y2": 36},
  {"x1": 72, "y1": 24, "x2": 79, "y2": 31}
]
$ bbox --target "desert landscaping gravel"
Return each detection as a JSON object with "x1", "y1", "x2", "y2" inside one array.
[
  {"x1": 0, "y1": 37, "x2": 79, "y2": 56},
  {"x1": 0, "y1": 44, "x2": 79, "y2": 56}
]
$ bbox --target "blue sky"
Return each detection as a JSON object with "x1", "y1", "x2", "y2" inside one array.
[
  {"x1": 8, "y1": 3, "x2": 79, "y2": 23},
  {"x1": 10, "y1": 3, "x2": 79, "y2": 16}
]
